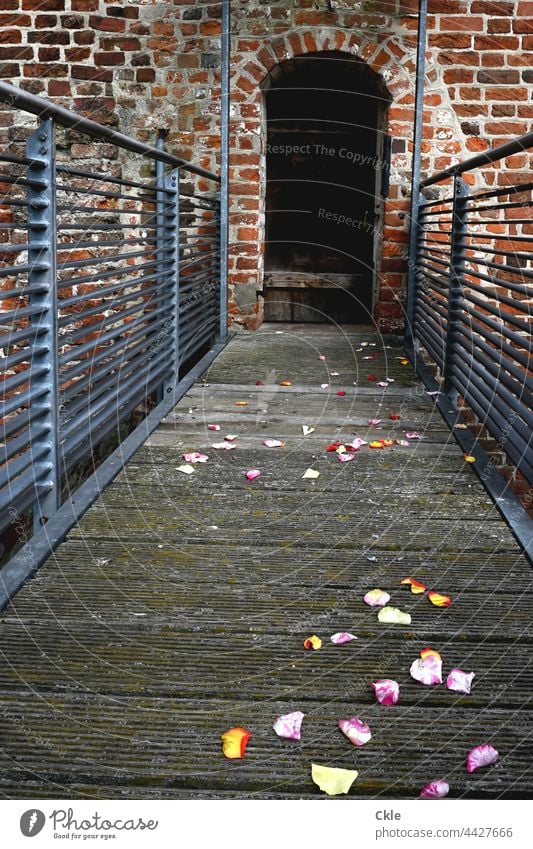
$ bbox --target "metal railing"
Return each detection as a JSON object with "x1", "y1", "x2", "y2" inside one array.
[
  {"x1": 407, "y1": 133, "x2": 533, "y2": 488},
  {"x1": 0, "y1": 80, "x2": 228, "y2": 546}
]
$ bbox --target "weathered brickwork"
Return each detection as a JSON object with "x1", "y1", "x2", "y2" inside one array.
[{"x1": 0, "y1": 0, "x2": 532, "y2": 333}]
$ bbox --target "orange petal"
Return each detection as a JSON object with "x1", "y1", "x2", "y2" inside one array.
[
  {"x1": 304, "y1": 635, "x2": 322, "y2": 650},
  {"x1": 421, "y1": 647, "x2": 442, "y2": 661},
  {"x1": 401, "y1": 577, "x2": 427, "y2": 594},
  {"x1": 369, "y1": 440, "x2": 385, "y2": 449},
  {"x1": 464, "y1": 453, "x2": 476, "y2": 463},
  {"x1": 280, "y1": 380, "x2": 292, "y2": 386},
  {"x1": 428, "y1": 591, "x2": 452, "y2": 608},
  {"x1": 383, "y1": 439, "x2": 394, "y2": 447},
  {"x1": 221, "y1": 726, "x2": 251, "y2": 759},
  {"x1": 234, "y1": 401, "x2": 248, "y2": 407}
]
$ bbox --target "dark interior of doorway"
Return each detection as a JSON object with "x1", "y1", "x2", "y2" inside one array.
[{"x1": 263, "y1": 52, "x2": 390, "y2": 323}]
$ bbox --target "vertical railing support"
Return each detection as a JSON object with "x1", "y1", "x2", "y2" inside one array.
[
  {"x1": 155, "y1": 133, "x2": 167, "y2": 403},
  {"x1": 27, "y1": 118, "x2": 60, "y2": 531},
  {"x1": 443, "y1": 174, "x2": 469, "y2": 395},
  {"x1": 218, "y1": 0, "x2": 230, "y2": 341},
  {"x1": 163, "y1": 167, "x2": 180, "y2": 395}
]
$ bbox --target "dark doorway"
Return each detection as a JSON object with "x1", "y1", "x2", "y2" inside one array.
[{"x1": 262, "y1": 52, "x2": 390, "y2": 323}]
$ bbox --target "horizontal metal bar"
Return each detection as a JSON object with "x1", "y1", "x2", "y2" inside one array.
[
  {"x1": 0, "y1": 382, "x2": 48, "y2": 419},
  {"x1": 57, "y1": 245, "x2": 166, "y2": 272},
  {"x1": 0, "y1": 344, "x2": 46, "y2": 372},
  {"x1": 469, "y1": 181, "x2": 533, "y2": 202},
  {"x1": 0, "y1": 282, "x2": 49, "y2": 300},
  {"x1": 57, "y1": 258, "x2": 160, "y2": 290},
  {"x1": 466, "y1": 232, "x2": 533, "y2": 243},
  {"x1": 0, "y1": 263, "x2": 46, "y2": 279},
  {"x1": 416, "y1": 289, "x2": 449, "y2": 322},
  {"x1": 455, "y1": 324, "x2": 533, "y2": 407},
  {"x1": 57, "y1": 235, "x2": 159, "y2": 253},
  {"x1": 463, "y1": 300, "x2": 533, "y2": 354},
  {"x1": 0, "y1": 173, "x2": 48, "y2": 189},
  {"x1": 58, "y1": 270, "x2": 167, "y2": 309},
  {"x1": 55, "y1": 181, "x2": 158, "y2": 204},
  {"x1": 0, "y1": 403, "x2": 47, "y2": 442},
  {"x1": 57, "y1": 295, "x2": 172, "y2": 352},
  {"x1": 57, "y1": 221, "x2": 158, "y2": 232},
  {"x1": 415, "y1": 300, "x2": 448, "y2": 341},
  {"x1": 462, "y1": 289, "x2": 532, "y2": 335},
  {"x1": 0, "y1": 82, "x2": 220, "y2": 181},
  {"x1": 467, "y1": 198, "x2": 533, "y2": 214},
  {"x1": 421, "y1": 131, "x2": 533, "y2": 188},
  {"x1": 1, "y1": 362, "x2": 47, "y2": 395},
  {"x1": 0, "y1": 421, "x2": 49, "y2": 467},
  {"x1": 56, "y1": 204, "x2": 159, "y2": 219},
  {"x1": 56, "y1": 163, "x2": 158, "y2": 192},
  {"x1": 461, "y1": 273, "x2": 533, "y2": 312},
  {"x1": 463, "y1": 257, "x2": 533, "y2": 287},
  {"x1": 57, "y1": 280, "x2": 171, "y2": 329},
  {"x1": 461, "y1": 311, "x2": 532, "y2": 373},
  {"x1": 0, "y1": 463, "x2": 51, "y2": 536},
  {"x1": 0, "y1": 439, "x2": 50, "y2": 491},
  {"x1": 0, "y1": 324, "x2": 47, "y2": 350},
  {"x1": 0, "y1": 153, "x2": 32, "y2": 166}
]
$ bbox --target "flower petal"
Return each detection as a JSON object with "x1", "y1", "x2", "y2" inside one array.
[
  {"x1": 447, "y1": 668, "x2": 475, "y2": 694},
  {"x1": 311, "y1": 763, "x2": 358, "y2": 796},
  {"x1": 338, "y1": 716, "x2": 372, "y2": 747},
  {"x1": 378, "y1": 606, "x2": 412, "y2": 625},
  {"x1": 336, "y1": 390, "x2": 347, "y2": 397},
  {"x1": 348, "y1": 438, "x2": 367, "y2": 450},
  {"x1": 389, "y1": 414, "x2": 401, "y2": 420},
  {"x1": 428, "y1": 591, "x2": 452, "y2": 608},
  {"x1": 303, "y1": 635, "x2": 322, "y2": 650},
  {"x1": 464, "y1": 453, "x2": 476, "y2": 463},
  {"x1": 320, "y1": 383, "x2": 329, "y2": 389},
  {"x1": 175, "y1": 464, "x2": 195, "y2": 475},
  {"x1": 331, "y1": 371, "x2": 340, "y2": 376},
  {"x1": 211, "y1": 442, "x2": 236, "y2": 450},
  {"x1": 273, "y1": 711, "x2": 304, "y2": 741},
  {"x1": 326, "y1": 442, "x2": 344, "y2": 452},
  {"x1": 331, "y1": 632, "x2": 357, "y2": 644},
  {"x1": 410, "y1": 655, "x2": 442, "y2": 685},
  {"x1": 318, "y1": 354, "x2": 326, "y2": 361},
  {"x1": 208, "y1": 424, "x2": 220, "y2": 431},
  {"x1": 181, "y1": 452, "x2": 208, "y2": 464},
  {"x1": 234, "y1": 401, "x2": 248, "y2": 407},
  {"x1": 369, "y1": 440, "x2": 385, "y2": 449},
  {"x1": 280, "y1": 380, "x2": 292, "y2": 386},
  {"x1": 302, "y1": 468, "x2": 320, "y2": 479},
  {"x1": 377, "y1": 381, "x2": 389, "y2": 387},
  {"x1": 466, "y1": 744, "x2": 499, "y2": 773},
  {"x1": 245, "y1": 469, "x2": 261, "y2": 481},
  {"x1": 364, "y1": 588, "x2": 391, "y2": 607},
  {"x1": 371, "y1": 679, "x2": 400, "y2": 706},
  {"x1": 367, "y1": 374, "x2": 377, "y2": 381},
  {"x1": 338, "y1": 452, "x2": 354, "y2": 462},
  {"x1": 263, "y1": 439, "x2": 285, "y2": 448},
  {"x1": 401, "y1": 577, "x2": 427, "y2": 594},
  {"x1": 302, "y1": 425, "x2": 315, "y2": 436},
  {"x1": 367, "y1": 419, "x2": 382, "y2": 425},
  {"x1": 221, "y1": 726, "x2": 251, "y2": 759},
  {"x1": 225, "y1": 434, "x2": 238, "y2": 442},
  {"x1": 405, "y1": 431, "x2": 423, "y2": 439},
  {"x1": 421, "y1": 647, "x2": 442, "y2": 661},
  {"x1": 400, "y1": 358, "x2": 409, "y2": 365},
  {"x1": 419, "y1": 780, "x2": 450, "y2": 799},
  {"x1": 255, "y1": 380, "x2": 264, "y2": 385}
]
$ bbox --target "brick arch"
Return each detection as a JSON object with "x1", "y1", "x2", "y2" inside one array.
[{"x1": 228, "y1": 29, "x2": 415, "y2": 330}]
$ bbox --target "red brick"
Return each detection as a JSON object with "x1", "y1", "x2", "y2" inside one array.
[
  {"x1": 513, "y1": 19, "x2": 533, "y2": 33},
  {"x1": 74, "y1": 30, "x2": 94, "y2": 45},
  {"x1": 430, "y1": 34, "x2": 472, "y2": 48},
  {"x1": 94, "y1": 51, "x2": 125, "y2": 66},
  {"x1": 474, "y1": 35, "x2": 519, "y2": 49},
  {"x1": 0, "y1": 13, "x2": 30, "y2": 26},
  {"x1": 100, "y1": 38, "x2": 141, "y2": 51},
  {"x1": 48, "y1": 80, "x2": 71, "y2": 96},
  {"x1": 487, "y1": 17, "x2": 511, "y2": 32},
  {"x1": 437, "y1": 51, "x2": 480, "y2": 65},
  {"x1": 28, "y1": 30, "x2": 70, "y2": 45},
  {"x1": 71, "y1": 0, "x2": 98, "y2": 9},
  {"x1": 477, "y1": 69, "x2": 520, "y2": 83},
  {"x1": 470, "y1": 1, "x2": 514, "y2": 12},
  {"x1": 71, "y1": 64, "x2": 113, "y2": 82},
  {"x1": 0, "y1": 28, "x2": 20, "y2": 43},
  {"x1": 38, "y1": 47, "x2": 60, "y2": 62},
  {"x1": 0, "y1": 46, "x2": 33, "y2": 60},
  {"x1": 486, "y1": 86, "x2": 528, "y2": 100},
  {"x1": 21, "y1": 0, "x2": 64, "y2": 9},
  {"x1": 65, "y1": 47, "x2": 91, "y2": 62},
  {"x1": 443, "y1": 68, "x2": 474, "y2": 83},
  {"x1": 0, "y1": 0, "x2": 19, "y2": 8},
  {"x1": 23, "y1": 62, "x2": 67, "y2": 77},
  {"x1": 440, "y1": 15, "x2": 484, "y2": 30},
  {"x1": 88, "y1": 15, "x2": 126, "y2": 32},
  {"x1": 136, "y1": 68, "x2": 155, "y2": 82}
]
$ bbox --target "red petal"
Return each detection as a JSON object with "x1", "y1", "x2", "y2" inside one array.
[{"x1": 336, "y1": 390, "x2": 346, "y2": 397}]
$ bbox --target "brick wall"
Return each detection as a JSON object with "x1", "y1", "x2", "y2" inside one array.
[{"x1": 0, "y1": 0, "x2": 532, "y2": 331}]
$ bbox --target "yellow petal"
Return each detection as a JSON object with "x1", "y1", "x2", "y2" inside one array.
[
  {"x1": 302, "y1": 468, "x2": 320, "y2": 479},
  {"x1": 311, "y1": 763, "x2": 358, "y2": 796},
  {"x1": 279, "y1": 380, "x2": 292, "y2": 386},
  {"x1": 234, "y1": 401, "x2": 248, "y2": 407},
  {"x1": 377, "y1": 606, "x2": 412, "y2": 625},
  {"x1": 421, "y1": 647, "x2": 442, "y2": 661},
  {"x1": 221, "y1": 726, "x2": 251, "y2": 759},
  {"x1": 304, "y1": 635, "x2": 322, "y2": 650},
  {"x1": 302, "y1": 425, "x2": 315, "y2": 436},
  {"x1": 464, "y1": 453, "x2": 476, "y2": 463},
  {"x1": 401, "y1": 577, "x2": 427, "y2": 594},
  {"x1": 175, "y1": 464, "x2": 195, "y2": 475}
]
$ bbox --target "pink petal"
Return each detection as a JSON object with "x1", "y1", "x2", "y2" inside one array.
[
  {"x1": 331, "y1": 371, "x2": 340, "y2": 376},
  {"x1": 419, "y1": 780, "x2": 450, "y2": 799},
  {"x1": 208, "y1": 424, "x2": 220, "y2": 431},
  {"x1": 246, "y1": 469, "x2": 261, "y2": 481},
  {"x1": 447, "y1": 669, "x2": 475, "y2": 695},
  {"x1": 263, "y1": 439, "x2": 284, "y2": 448},
  {"x1": 405, "y1": 431, "x2": 423, "y2": 440},
  {"x1": 181, "y1": 452, "x2": 208, "y2": 464},
  {"x1": 363, "y1": 588, "x2": 391, "y2": 607},
  {"x1": 330, "y1": 632, "x2": 357, "y2": 644},
  {"x1": 371, "y1": 679, "x2": 400, "y2": 706},
  {"x1": 338, "y1": 717, "x2": 372, "y2": 747},
  {"x1": 410, "y1": 655, "x2": 442, "y2": 686},
  {"x1": 349, "y1": 438, "x2": 367, "y2": 450},
  {"x1": 467, "y1": 744, "x2": 499, "y2": 774},
  {"x1": 338, "y1": 452, "x2": 354, "y2": 462},
  {"x1": 273, "y1": 711, "x2": 304, "y2": 741},
  {"x1": 377, "y1": 381, "x2": 389, "y2": 387},
  {"x1": 319, "y1": 354, "x2": 326, "y2": 361},
  {"x1": 368, "y1": 419, "x2": 382, "y2": 425},
  {"x1": 211, "y1": 442, "x2": 236, "y2": 450}
]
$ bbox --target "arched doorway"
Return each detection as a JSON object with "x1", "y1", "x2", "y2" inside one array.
[{"x1": 262, "y1": 51, "x2": 391, "y2": 323}]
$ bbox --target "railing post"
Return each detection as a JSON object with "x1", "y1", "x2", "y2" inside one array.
[
  {"x1": 218, "y1": 0, "x2": 230, "y2": 341},
  {"x1": 163, "y1": 167, "x2": 180, "y2": 395},
  {"x1": 155, "y1": 134, "x2": 166, "y2": 403},
  {"x1": 27, "y1": 117, "x2": 60, "y2": 531},
  {"x1": 406, "y1": 190, "x2": 425, "y2": 353},
  {"x1": 443, "y1": 174, "x2": 469, "y2": 394}
]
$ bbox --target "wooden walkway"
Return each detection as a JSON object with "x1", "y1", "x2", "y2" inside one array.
[{"x1": 0, "y1": 324, "x2": 531, "y2": 799}]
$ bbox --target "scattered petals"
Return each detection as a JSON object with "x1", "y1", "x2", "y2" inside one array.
[
  {"x1": 326, "y1": 442, "x2": 344, "y2": 452},
  {"x1": 320, "y1": 383, "x2": 329, "y2": 389},
  {"x1": 318, "y1": 354, "x2": 326, "y2": 361},
  {"x1": 406, "y1": 431, "x2": 423, "y2": 439},
  {"x1": 455, "y1": 423, "x2": 468, "y2": 430},
  {"x1": 208, "y1": 424, "x2": 220, "y2": 431},
  {"x1": 273, "y1": 711, "x2": 304, "y2": 741},
  {"x1": 264, "y1": 439, "x2": 285, "y2": 448},
  {"x1": 255, "y1": 380, "x2": 264, "y2": 386},
  {"x1": 421, "y1": 648, "x2": 442, "y2": 661},
  {"x1": 304, "y1": 635, "x2": 322, "y2": 650},
  {"x1": 245, "y1": 469, "x2": 261, "y2": 481},
  {"x1": 338, "y1": 716, "x2": 372, "y2": 747},
  {"x1": 367, "y1": 374, "x2": 377, "y2": 381},
  {"x1": 221, "y1": 726, "x2": 251, "y2": 759},
  {"x1": 331, "y1": 371, "x2": 340, "y2": 376},
  {"x1": 348, "y1": 438, "x2": 367, "y2": 450},
  {"x1": 364, "y1": 588, "x2": 391, "y2": 607},
  {"x1": 467, "y1": 744, "x2": 499, "y2": 774},
  {"x1": 389, "y1": 414, "x2": 401, "y2": 420},
  {"x1": 419, "y1": 780, "x2": 449, "y2": 799},
  {"x1": 401, "y1": 577, "x2": 427, "y2": 594},
  {"x1": 338, "y1": 452, "x2": 354, "y2": 462},
  {"x1": 368, "y1": 419, "x2": 382, "y2": 425},
  {"x1": 400, "y1": 358, "x2": 409, "y2": 366},
  {"x1": 234, "y1": 401, "x2": 248, "y2": 407},
  {"x1": 410, "y1": 654, "x2": 442, "y2": 686},
  {"x1": 378, "y1": 606, "x2": 412, "y2": 625},
  {"x1": 176, "y1": 464, "x2": 195, "y2": 475},
  {"x1": 371, "y1": 679, "x2": 400, "y2": 706},
  {"x1": 225, "y1": 434, "x2": 238, "y2": 442},
  {"x1": 280, "y1": 380, "x2": 292, "y2": 386},
  {"x1": 447, "y1": 669, "x2": 475, "y2": 695},
  {"x1": 336, "y1": 390, "x2": 347, "y2": 397},
  {"x1": 397, "y1": 439, "x2": 410, "y2": 446},
  {"x1": 302, "y1": 468, "x2": 320, "y2": 479},
  {"x1": 383, "y1": 439, "x2": 394, "y2": 447},
  {"x1": 428, "y1": 591, "x2": 452, "y2": 608},
  {"x1": 311, "y1": 763, "x2": 358, "y2": 796},
  {"x1": 302, "y1": 425, "x2": 315, "y2": 436},
  {"x1": 377, "y1": 381, "x2": 389, "y2": 388},
  {"x1": 335, "y1": 444, "x2": 346, "y2": 454},
  {"x1": 181, "y1": 452, "x2": 208, "y2": 464},
  {"x1": 211, "y1": 442, "x2": 236, "y2": 450},
  {"x1": 426, "y1": 390, "x2": 441, "y2": 397},
  {"x1": 331, "y1": 632, "x2": 357, "y2": 644},
  {"x1": 464, "y1": 453, "x2": 476, "y2": 463},
  {"x1": 370, "y1": 440, "x2": 385, "y2": 449}
]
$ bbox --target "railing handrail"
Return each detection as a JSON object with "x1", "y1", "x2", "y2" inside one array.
[
  {"x1": 421, "y1": 129, "x2": 533, "y2": 188},
  {"x1": 0, "y1": 81, "x2": 220, "y2": 182}
]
